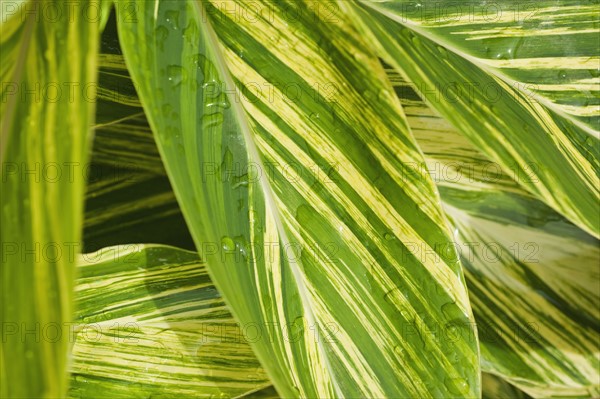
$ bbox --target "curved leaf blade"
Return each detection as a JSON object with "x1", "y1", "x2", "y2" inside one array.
[
  {"x1": 69, "y1": 244, "x2": 270, "y2": 398},
  {"x1": 115, "y1": 0, "x2": 479, "y2": 397},
  {"x1": 350, "y1": 0, "x2": 600, "y2": 238},
  {"x1": 0, "y1": 1, "x2": 99, "y2": 397},
  {"x1": 388, "y1": 68, "x2": 600, "y2": 398}
]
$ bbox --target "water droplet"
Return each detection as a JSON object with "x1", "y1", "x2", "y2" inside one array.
[
  {"x1": 233, "y1": 173, "x2": 249, "y2": 189},
  {"x1": 221, "y1": 236, "x2": 234, "y2": 251},
  {"x1": 444, "y1": 377, "x2": 469, "y2": 395},
  {"x1": 437, "y1": 46, "x2": 448, "y2": 59},
  {"x1": 441, "y1": 301, "x2": 465, "y2": 322},
  {"x1": 384, "y1": 232, "x2": 395, "y2": 240},
  {"x1": 310, "y1": 112, "x2": 320, "y2": 120},
  {"x1": 191, "y1": 53, "x2": 206, "y2": 67},
  {"x1": 155, "y1": 25, "x2": 169, "y2": 47},
  {"x1": 167, "y1": 65, "x2": 185, "y2": 87},
  {"x1": 202, "y1": 112, "x2": 224, "y2": 129},
  {"x1": 558, "y1": 69, "x2": 567, "y2": 79},
  {"x1": 206, "y1": 99, "x2": 230, "y2": 111},
  {"x1": 585, "y1": 136, "x2": 594, "y2": 146},
  {"x1": 164, "y1": 10, "x2": 180, "y2": 30},
  {"x1": 445, "y1": 351, "x2": 459, "y2": 364},
  {"x1": 488, "y1": 105, "x2": 497, "y2": 114},
  {"x1": 393, "y1": 344, "x2": 405, "y2": 357},
  {"x1": 182, "y1": 22, "x2": 198, "y2": 43},
  {"x1": 411, "y1": 35, "x2": 421, "y2": 46}
]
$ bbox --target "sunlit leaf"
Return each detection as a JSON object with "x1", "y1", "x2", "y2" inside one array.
[
  {"x1": 69, "y1": 244, "x2": 270, "y2": 398},
  {"x1": 0, "y1": 1, "x2": 99, "y2": 397},
  {"x1": 348, "y1": 0, "x2": 600, "y2": 238},
  {"x1": 389, "y1": 67, "x2": 600, "y2": 398},
  {"x1": 114, "y1": 0, "x2": 479, "y2": 397}
]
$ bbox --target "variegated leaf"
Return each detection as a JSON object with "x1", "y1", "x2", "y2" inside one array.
[
  {"x1": 0, "y1": 1, "x2": 99, "y2": 396},
  {"x1": 69, "y1": 244, "x2": 270, "y2": 398},
  {"x1": 114, "y1": 0, "x2": 479, "y2": 397},
  {"x1": 388, "y1": 67, "x2": 600, "y2": 398},
  {"x1": 347, "y1": 0, "x2": 600, "y2": 238}
]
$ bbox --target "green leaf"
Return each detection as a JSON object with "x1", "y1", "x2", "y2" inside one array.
[
  {"x1": 388, "y1": 68, "x2": 600, "y2": 398},
  {"x1": 69, "y1": 244, "x2": 270, "y2": 398},
  {"x1": 99, "y1": 0, "x2": 112, "y2": 32},
  {"x1": 240, "y1": 386, "x2": 280, "y2": 399},
  {"x1": 482, "y1": 373, "x2": 532, "y2": 399},
  {"x1": 115, "y1": 0, "x2": 479, "y2": 397},
  {"x1": 0, "y1": 1, "x2": 99, "y2": 397},
  {"x1": 449, "y1": 190, "x2": 600, "y2": 398},
  {"x1": 348, "y1": 0, "x2": 600, "y2": 238}
]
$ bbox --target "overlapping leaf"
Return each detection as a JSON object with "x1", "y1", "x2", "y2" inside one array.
[
  {"x1": 115, "y1": 0, "x2": 479, "y2": 397},
  {"x1": 388, "y1": 68, "x2": 600, "y2": 398},
  {"x1": 69, "y1": 244, "x2": 270, "y2": 398},
  {"x1": 348, "y1": 0, "x2": 600, "y2": 238},
  {"x1": 0, "y1": 1, "x2": 99, "y2": 397}
]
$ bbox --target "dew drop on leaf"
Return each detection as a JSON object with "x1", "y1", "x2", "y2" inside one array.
[
  {"x1": 221, "y1": 236, "x2": 234, "y2": 251},
  {"x1": 154, "y1": 25, "x2": 169, "y2": 45},
  {"x1": 441, "y1": 301, "x2": 465, "y2": 322},
  {"x1": 558, "y1": 69, "x2": 567, "y2": 79},
  {"x1": 437, "y1": 46, "x2": 448, "y2": 59},
  {"x1": 444, "y1": 377, "x2": 469, "y2": 395},
  {"x1": 202, "y1": 112, "x2": 224, "y2": 129},
  {"x1": 182, "y1": 22, "x2": 198, "y2": 43},
  {"x1": 166, "y1": 65, "x2": 185, "y2": 87},
  {"x1": 393, "y1": 344, "x2": 405, "y2": 357},
  {"x1": 164, "y1": 10, "x2": 180, "y2": 30}
]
